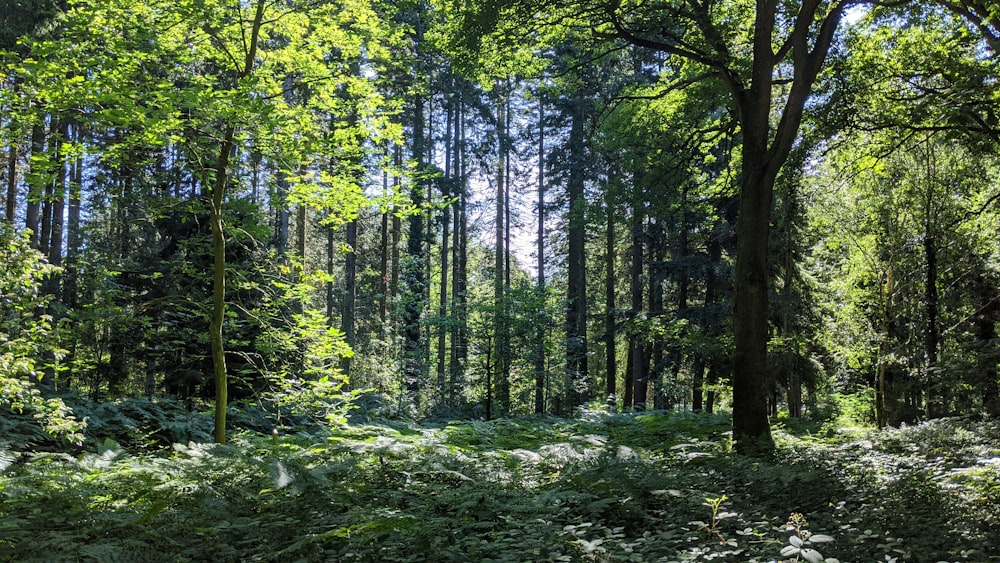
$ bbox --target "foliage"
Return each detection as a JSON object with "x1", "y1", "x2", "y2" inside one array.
[
  {"x1": 2, "y1": 405, "x2": 998, "y2": 561},
  {"x1": 0, "y1": 225, "x2": 83, "y2": 445}
]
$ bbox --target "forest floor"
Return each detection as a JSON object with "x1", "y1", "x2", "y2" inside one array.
[{"x1": 2, "y1": 399, "x2": 999, "y2": 562}]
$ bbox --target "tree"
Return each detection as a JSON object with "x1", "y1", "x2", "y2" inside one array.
[{"x1": 449, "y1": 0, "x2": 869, "y2": 452}]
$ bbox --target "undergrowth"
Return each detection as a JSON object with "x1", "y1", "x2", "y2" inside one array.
[{"x1": 2, "y1": 400, "x2": 999, "y2": 561}]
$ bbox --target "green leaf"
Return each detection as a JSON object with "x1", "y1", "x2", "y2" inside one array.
[{"x1": 801, "y1": 548, "x2": 825, "y2": 563}]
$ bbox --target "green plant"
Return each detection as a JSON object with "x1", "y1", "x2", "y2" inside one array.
[
  {"x1": 694, "y1": 494, "x2": 738, "y2": 545},
  {"x1": 780, "y1": 512, "x2": 836, "y2": 563}
]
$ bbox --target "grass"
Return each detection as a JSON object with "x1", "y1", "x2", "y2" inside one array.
[{"x1": 2, "y1": 402, "x2": 999, "y2": 561}]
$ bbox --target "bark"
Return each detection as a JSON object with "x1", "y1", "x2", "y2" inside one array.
[
  {"x1": 25, "y1": 121, "x2": 45, "y2": 248},
  {"x1": 494, "y1": 87, "x2": 510, "y2": 414},
  {"x1": 605, "y1": 201, "x2": 617, "y2": 403},
  {"x1": 534, "y1": 96, "x2": 546, "y2": 414},
  {"x1": 380, "y1": 165, "x2": 389, "y2": 325},
  {"x1": 5, "y1": 133, "x2": 16, "y2": 223},
  {"x1": 626, "y1": 195, "x2": 644, "y2": 410},
  {"x1": 211, "y1": 0, "x2": 266, "y2": 444},
  {"x1": 402, "y1": 86, "x2": 427, "y2": 405},
  {"x1": 450, "y1": 97, "x2": 468, "y2": 402},
  {"x1": 437, "y1": 100, "x2": 452, "y2": 396},
  {"x1": 342, "y1": 220, "x2": 357, "y2": 376},
  {"x1": 565, "y1": 99, "x2": 589, "y2": 411},
  {"x1": 63, "y1": 122, "x2": 82, "y2": 308}
]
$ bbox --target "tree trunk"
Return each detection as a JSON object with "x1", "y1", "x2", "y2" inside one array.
[
  {"x1": 402, "y1": 85, "x2": 427, "y2": 406},
  {"x1": 5, "y1": 131, "x2": 17, "y2": 223},
  {"x1": 437, "y1": 100, "x2": 452, "y2": 397},
  {"x1": 450, "y1": 97, "x2": 468, "y2": 403},
  {"x1": 731, "y1": 159, "x2": 778, "y2": 454},
  {"x1": 534, "y1": 95, "x2": 546, "y2": 414},
  {"x1": 565, "y1": 100, "x2": 589, "y2": 411},
  {"x1": 211, "y1": 0, "x2": 266, "y2": 444},
  {"x1": 25, "y1": 121, "x2": 45, "y2": 248},
  {"x1": 626, "y1": 197, "x2": 643, "y2": 410},
  {"x1": 605, "y1": 201, "x2": 617, "y2": 404},
  {"x1": 342, "y1": 220, "x2": 357, "y2": 375},
  {"x1": 493, "y1": 90, "x2": 507, "y2": 414}
]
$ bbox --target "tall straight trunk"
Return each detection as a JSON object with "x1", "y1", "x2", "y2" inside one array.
[
  {"x1": 534, "y1": 96, "x2": 546, "y2": 414},
  {"x1": 379, "y1": 162, "x2": 389, "y2": 325},
  {"x1": 626, "y1": 195, "x2": 644, "y2": 410},
  {"x1": 494, "y1": 88, "x2": 509, "y2": 414},
  {"x1": 976, "y1": 288, "x2": 1000, "y2": 415},
  {"x1": 211, "y1": 0, "x2": 266, "y2": 444},
  {"x1": 327, "y1": 226, "x2": 335, "y2": 320},
  {"x1": 450, "y1": 97, "x2": 468, "y2": 403},
  {"x1": 63, "y1": 122, "x2": 82, "y2": 308},
  {"x1": 391, "y1": 145, "x2": 402, "y2": 305},
  {"x1": 638, "y1": 219, "x2": 663, "y2": 410},
  {"x1": 782, "y1": 197, "x2": 802, "y2": 418},
  {"x1": 5, "y1": 134, "x2": 16, "y2": 223},
  {"x1": 565, "y1": 100, "x2": 588, "y2": 411},
  {"x1": 731, "y1": 159, "x2": 779, "y2": 452},
  {"x1": 437, "y1": 101, "x2": 453, "y2": 397},
  {"x1": 25, "y1": 121, "x2": 45, "y2": 248},
  {"x1": 275, "y1": 168, "x2": 290, "y2": 257},
  {"x1": 342, "y1": 220, "x2": 357, "y2": 375},
  {"x1": 296, "y1": 204, "x2": 307, "y2": 260},
  {"x1": 923, "y1": 144, "x2": 941, "y2": 417},
  {"x1": 605, "y1": 201, "x2": 617, "y2": 404},
  {"x1": 48, "y1": 119, "x2": 68, "y2": 269},
  {"x1": 402, "y1": 82, "x2": 428, "y2": 406}
]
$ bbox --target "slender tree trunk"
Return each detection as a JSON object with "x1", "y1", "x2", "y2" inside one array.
[
  {"x1": 494, "y1": 87, "x2": 509, "y2": 414},
  {"x1": 403, "y1": 84, "x2": 428, "y2": 406},
  {"x1": 25, "y1": 121, "x2": 45, "y2": 248},
  {"x1": 341, "y1": 220, "x2": 357, "y2": 376},
  {"x1": 48, "y1": 120, "x2": 68, "y2": 269},
  {"x1": 534, "y1": 96, "x2": 546, "y2": 414},
  {"x1": 605, "y1": 201, "x2": 617, "y2": 405},
  {"x1": 565, "y1": 101, "x2": 589, "y2": 411},
  {"x1": 211, "y1": 0, "x2": 266, "y2": 444},
  {"x1": 63, "y1": 122, "x2": 82, "y2": 308},
  {"x1": 296, "y1": 204, "x2": 307, "y2": 260},
  {"x1": 626, "y1": 198, "x2": 643, "y2": 410},
  {"x1": 450, "y1": 97, "x2": 468, "y2": 403},
  {"x1": 5, "y1": 133, "x2": 17, "y2": 223},
  {"x1": 391, "y1": 146, "x2": 402, "y2": 305},
  {"x1": 437, "y1": 101, "x2": 453, "y2": 398},
  {"x1": 380, "y1": 163, "x2": 390, "y2": 325}
]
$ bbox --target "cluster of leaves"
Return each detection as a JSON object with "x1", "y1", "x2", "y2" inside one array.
[
  {"x1": 0, "y1": 225, "x2": 83, "y2": 445},
  {"x1": 2, "y1": 403, "x2": 999, "y2": 561}
]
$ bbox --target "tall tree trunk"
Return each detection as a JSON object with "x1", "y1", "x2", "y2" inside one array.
[
  {"x1": 380, "y1": 163, "x2": 390, "y2": 325},
  {"x1": 25, "y1": 121, "x2": 45, "y2": 248},
  {"x1": 211, "y1": 0, "x2": 266, "y2": 444},
  {"x1": 534, "y1": 95, "x2": 546, "y2": 414},
  {"x1": 63, "y1": 122, "x2": 82, "y2": 309},
  {"x1": 48, "y1": 120, "x2": 68, "y2": 269},
  {"x1": 450, "y1": 97, "x2": 468, "y2": 403},
  {"x1": 341, "y1": 220, "x2": 357, "y2": 376},
  {"x1": 5, "y1": 132, "x2": 17, "y2": 223},
  {"x1": 296, "y1": 204, "x2": 307, "y2": 260},
  {"x1": 391, "y1": 145, "x2": 402, "y2": 306},
  {"x1": 565, "y1": 100, "x2": 589, "y2": 412},
  {"x1": 626, "y1": 196, "x2": 644, "y2": 410},
  {"x1": 493, "y1": 87, "x2": 509, "y2": 414},
  {"x1": 731, "y1": 159, "x2": 779, "y2": 453},
  {"x1": 402, "y1": 83, "x2": 428, "y2": 407},
  {"x1": 639, "y1": 219, "x2": 663, "y2": 410},
  {"x1": 437, "y1": 100, "x2": 453, "y2": 398},
  {"x1": 605, "y1": 201, "x2": 617, "y2": 405}
]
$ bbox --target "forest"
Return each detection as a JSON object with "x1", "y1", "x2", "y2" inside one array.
[{"x1": 1, "y1": 0, "x2": 999, "y2": 560}]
